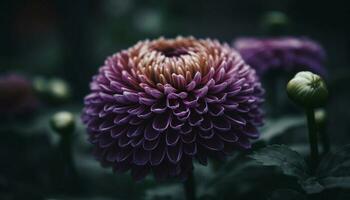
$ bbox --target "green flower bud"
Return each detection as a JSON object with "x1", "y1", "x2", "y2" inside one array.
[
  {"x1": 287, "y1": 71, "x2": 328, "y2": 108},
  {"x1": 48, "y1": 78, "x2": 71, "y2": 103},
  {"x1": 315, "y1": 108, "x2": 327, "y2": 128},
  {"x1": 32, "y1": 76, "x2": 48, "y2": 94},
  {"x1": 50, "y1": 111, "x2": 76, "y2": 135},
  {"x1": 33, "y1": 77, "x2": 71, "y2": 104},
  {"x1": 261, "y1": 11, "x2": 289, "y2": 35}
]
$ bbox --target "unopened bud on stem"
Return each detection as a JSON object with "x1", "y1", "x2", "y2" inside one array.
[
  {"x1": 50, "y1": 111, "x2": 76, "y2": 135},
  {"x1": 287, "y1": 71, "x2": 328, "y2": 108}
]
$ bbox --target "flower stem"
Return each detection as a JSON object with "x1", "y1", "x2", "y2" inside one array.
[
  {"x1": 318, "y1": 124, "x2": 330, "y2": 154},
  {"x1": 61, "y1": 134, "x2": 76, "y2": 177},
  {"x1": 184, "y1": 171, "x2": 196, "y2": 200},
  {"x1": 320, "y1": 129, "x2": 330, "y2": 154},
  {"x1": 57, "y1": 133, "x2": 79, "y2": 194},
  {"x1": 305, "y1": 108, "x2": 319, "y2": 172}
]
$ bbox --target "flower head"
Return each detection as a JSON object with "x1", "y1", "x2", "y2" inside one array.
[
  {"x1": 82, "y1": 37, "x2": 264, "y2": 181},
  {"x1": 233, "y1": 37, "x2": 326, "y2": 76},
  {"x1": 0, "y1": 74, "x2": 38, "y2": 119}
]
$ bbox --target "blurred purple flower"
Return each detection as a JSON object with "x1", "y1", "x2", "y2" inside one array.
[
  {"x1": 82, "y1": 37, "x2": 264, "y2": 181},
  {"x1": 0, "y1": 74, "x2": 38, "y2": 118},
  {"x1": 233, "y1": 37, "x2": 326, "y2": 76}
]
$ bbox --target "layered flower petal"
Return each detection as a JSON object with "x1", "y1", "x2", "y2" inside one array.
[{"x1": 82, "y1": 36, "x2": 264, "y2": 181}]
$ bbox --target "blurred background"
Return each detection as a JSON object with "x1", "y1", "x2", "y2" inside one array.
[{"x1": 1, "y1": 0, "x2": 350, "y2": 199}]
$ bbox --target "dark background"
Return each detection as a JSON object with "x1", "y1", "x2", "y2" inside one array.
[
  {"x1": 2, "y1": 0, "x2": 349, "y2": 96},
  {"x1": 2, "y1": 0, "x2": 350, "y2": 139},
  {"x1": 1, "y1": 0, "x2": 350, "y2": 199}
]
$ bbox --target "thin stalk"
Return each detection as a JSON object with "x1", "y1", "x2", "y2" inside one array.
[
  {"x1": 61, "y1": 135, "x2": 76, "y2": 176},
  {"x1": 319, "y1": 126, "x2": 330, "y2": 154},
  {"x1": 184, "y1": 171, "x2": 196, "y2": 200},
  {"x1": 305, "y1": 108, "x2": 319, "y2": 172},
  {"x1": 58, "y1": 134, "x2": 79, "y2": 194}
]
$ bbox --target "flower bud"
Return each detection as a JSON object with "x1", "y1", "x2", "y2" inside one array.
[
  {"x1": 33, "y1": 77, "x2": 71, "y2": 104},
  {"x1": 48, "y1": 78, "x2": 71, "y2": 103},
  {"x1": 50, "y1": 111, "x2": 76, "y2": 135},
  {"x1": 261, "y1": 11, "x2": 289, "y2": 36},
  {"x1": 315, "y1": 108, "x2": 327, "y2": 128},
  {"x1": 287, "y1": 71, "x2": 328, "y2": 108},
  {"x1": 32, "y1": 76, "x2": 48, "y2": 94}
]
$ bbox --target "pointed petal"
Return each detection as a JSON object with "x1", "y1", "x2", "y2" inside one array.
[
  {"x1": 133, "y1": 148, "x2": 149, "y2": 165},
  {"x1": 218, "y1": 131, "x2": 238, "y2": 143},
  {"x1": 152, "y1": 112, "x2": 172, "y2": 131},
  {"x1": 150, "y1": 142, "x2": 166, "y2": 166},
  {"x1": 143, "y1": 137, "x2": 160, "y2": 151},
  {"x1": 151, "y1": 101, "x2": 167, "y2": 113},
  {"x1": 144, "y1": 123, "x2": 160, "y2": 141},
  {"x1": 199, "y1": 135, "x2": 224, "y2": 151},
  {"x1": 184, "y1": 143, "x2": 197, "y2": 155},
  {"x1": 110, "y1": 126, "x2": 127, "y2": 138},
  {"x1": 213, "y1": 117, "x2": 231, "y2": 131},
  {"x1": 166, "y1": 129, "x2": 180, "y2": 146},
  {"x1": 166, "y1": 143, "x2": 183, "y2": 164}
]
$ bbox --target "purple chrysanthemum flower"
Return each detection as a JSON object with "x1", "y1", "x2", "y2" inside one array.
[
  {"x1": 233, "y1": 37, "x2": 326, "y2": 76},
  {"x1": 0, "y1": 74, "x2": 39, "y2": 119},
  {"x1": 82, "y1": 37, "x2": 264, "y2": 181}
]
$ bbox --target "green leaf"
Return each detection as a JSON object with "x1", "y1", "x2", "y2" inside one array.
[
  {"x1": 250, "y1": 143, "x2": 350, "y2": 194},
  {"x1": 249, "y1": 144, "x2": 309, "y2": 180},
  {"x1": 145, "y1": 184, "x2": 183, "y2": 200},
  {"x1": 269, "y1": 189, "x2": 307, "y2": 200},
  {"x1": 317, "y1": 144, "x2": 350, "y2": 176},
  {"x1": 300, "y1": 144, "x2": 350, "y2": 194},
  {"x1": 260, "y1": 116, "x2": 305, "y2": 142},
  {"x1": 300, "y1": 176, "x2": 350, "y2": 194},
  {"x1": 318, "y1": 176, "x2": 350, "y2": 189},
  {"x1": 299, "y1": 177, "x2": 324, "y2": 194}
]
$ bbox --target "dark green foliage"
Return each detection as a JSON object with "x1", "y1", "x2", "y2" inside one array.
[
  {"x1": 251, "y1": 144, "x2": 350, "y2": 195},
  {"x1": 269, "y1": 189, "x2": 307, "y2": 200},
  {"x1": 249, "y1": 145, "x2": 309, "y2": 179}
]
